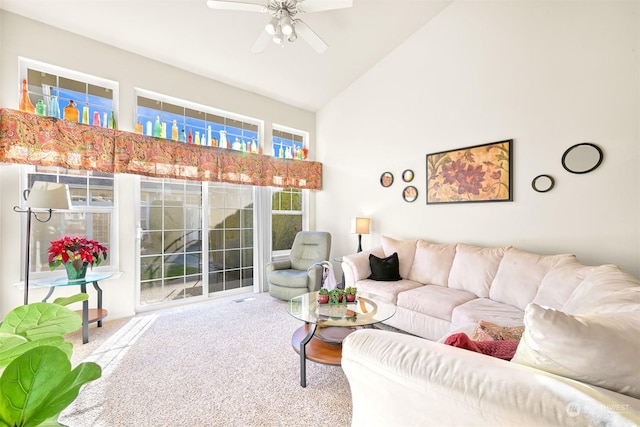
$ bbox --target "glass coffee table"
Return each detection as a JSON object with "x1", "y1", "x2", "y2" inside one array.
[{"x1": 287, "y1": 291, "x2": 396, "y2": 387}]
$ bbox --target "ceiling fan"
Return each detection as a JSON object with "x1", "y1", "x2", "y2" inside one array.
[{"x1": 206, "y1": 0, "x2": 353, "y2": 53}]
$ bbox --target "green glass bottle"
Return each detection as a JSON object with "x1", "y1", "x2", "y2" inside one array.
[
  {"x1": 108, "y1": 111, "x2": 116, "y2": 129},
  {"x1": 153, "y1": 116, "x2": 162, "y2": 137},
  {"x1": 35, "y1": 99, "x2": 47, "y2": 116}
]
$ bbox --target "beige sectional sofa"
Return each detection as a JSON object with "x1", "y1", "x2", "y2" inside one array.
[{"x1": 340, "y1": 236, "x2": 640, "y2": 426}]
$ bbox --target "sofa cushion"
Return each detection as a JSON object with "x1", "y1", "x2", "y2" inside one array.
[
  {"x1": 267, "y1": 269, "x2": 310, "y2": 288},
  {"x1": 381, "y1": 236, "x2": 417, "y2": 279},
  {"x1": 512, "y1": 303, "x2": 640, "y2": 399},
  {"x1": 396, "y1": 285, "x2": 476, "y2": 322},
  {"x1": 368, "y1": 253, "x2": 401, "y2": 281},
  {"x1": 489, "y1": 248, "x2": 576, "y2": 310},
  {"x1": 407, "y1": 240, "x2": 456, "y2": 287},
  {"x1": 451, "y1": 298, "x2": 524, "y2": 330},
  {"x1": 562, "y1": 264, "x2": 640, "y2": 315},
  {"x1": 447, "y1": 244, "x2": 507, "y2": 298},
  {"x1": 354, "y1": 279, "x2": 423, "y2": 305},
  {"x1": 532, "y1": 260, "x2": 595, "y2": 309}
]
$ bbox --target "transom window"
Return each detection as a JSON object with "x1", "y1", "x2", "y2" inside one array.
[
  {"x1": 135, "y1": 89, "x2": 260, "y2": 152},
  {"x1": 272, "y1": 126, "x2": 307, "y2": 159},
  {"x1": 20, "y1": 57, "x2": 118, "y2": 127}
]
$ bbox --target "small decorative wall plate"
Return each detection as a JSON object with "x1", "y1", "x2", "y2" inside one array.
[
  {"x1": 380, "y1": 172, "x2": 394, "y2": 187},
  {"x1": 403, "y1": 186, "x2": 418, "y2": 202},
  {"x1": 402, "y1": 169, "x2": 414, "y2": 182}
]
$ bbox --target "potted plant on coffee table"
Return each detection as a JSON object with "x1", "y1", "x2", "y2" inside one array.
[
  {"x1": 345, "y1": 287, "x2": 357, "y2": 302},
  {"x1": 317, "y1": 288, "x2": 330, "y2": 304},
  {"x1": 328, "y1": 288, "x2": 345, "y2": 305}
]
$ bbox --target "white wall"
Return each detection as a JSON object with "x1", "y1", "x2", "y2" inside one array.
[
  {"x1": 0, "y1": 11, "x2": 316, "y2": 318},
  {"x1": 317, "y1": 0, "x2": 640, "y2": 278}
]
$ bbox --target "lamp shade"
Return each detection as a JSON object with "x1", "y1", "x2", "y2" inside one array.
[
  {"x1": 25, "y1": 181, "x2": 71, "y2": 210},
  {"x1": 350, "y1": 217, "x2": 370, "y2": 235}
]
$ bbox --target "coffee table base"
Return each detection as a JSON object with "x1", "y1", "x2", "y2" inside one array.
[{"x1": 291, "y1": 324, "x2": 355, "y2": 387}]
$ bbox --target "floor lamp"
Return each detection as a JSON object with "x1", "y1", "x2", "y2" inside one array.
[
  {"x1": 350, "y1": 217, "x2": 370, "y2": 253},
  {"x1": 13, "y1": 181, "x2": 71, "y2": 305}
]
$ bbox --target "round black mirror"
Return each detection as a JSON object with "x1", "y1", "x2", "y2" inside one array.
[
  {"x1": 532, "y1": 174, "x2": 555, "y2": 193},
  {"x1": 561, "y1": 143, "x2": 603, "y2": 174}
]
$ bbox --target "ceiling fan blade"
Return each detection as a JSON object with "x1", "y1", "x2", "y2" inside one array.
[
  {"x1": 296, "y1": 0, "x2": 353, "y2": 13},
  {"x1": 251, "y1": 30, "x2": 273, "y2": 53},
  {"x1": 206, "y1": 0, "x2": 267, "y2": 13},
  {"x1": 294, "y1": 20, "x2": 328, "y2": 53}
]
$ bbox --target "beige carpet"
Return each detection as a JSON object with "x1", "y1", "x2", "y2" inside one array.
[{"x1": 60, "y1": 292, "x2": 353, "y2": 427}]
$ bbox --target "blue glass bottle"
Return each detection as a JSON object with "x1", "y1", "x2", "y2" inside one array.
[{"x1": 48, "y1": 96, "x2": 61, "y2": 118}]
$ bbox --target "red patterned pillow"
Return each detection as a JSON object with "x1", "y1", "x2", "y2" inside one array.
[
  {"x1": 445, "y1": 333, "x2": 519, "y2": 360},
  {"x1": 469, "y1": 320, "x2": 524, "y2": 341}
]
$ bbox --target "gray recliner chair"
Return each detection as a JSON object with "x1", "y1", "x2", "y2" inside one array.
[{"x1": 267, "y1": 231, "x2": 332, "y2": 300}]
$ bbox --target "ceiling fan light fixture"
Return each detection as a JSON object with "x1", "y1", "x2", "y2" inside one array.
[
  {"x1": 265, "y1": 16, "x2": 279, "y2": 35},
  {"x1": 288, "y1": 27, "x2": 298, "y2": 42},
  {"x1": 280, "y1": 11, "x2": 293, "y2": 35},
  {"x1": 272, "y1": 26, "x2": 284, "y2": 45}
]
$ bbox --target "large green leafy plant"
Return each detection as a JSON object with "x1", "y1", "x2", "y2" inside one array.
[{"x1": 0, "y1": 294, "x2": 101, "y2": 426}]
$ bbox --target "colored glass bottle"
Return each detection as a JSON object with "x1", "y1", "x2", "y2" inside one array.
[
  {"x1": 219, "y1": 130, "x2": 227, "y2": 149},
  {"x1": 108, "y1": 111, "x2": 116, "y2": 129},
  {"x1": 63, "y1": 100, "x2": 79, "y2": 122},
  {"x1": 172, "y1": 120, "x2": 179, "y2": 141},
  {"x1": 146, "y1": 121, "x2": 153, "y2": 136},
  {"x1": 49, "y1": 96, "x2": 61, "y2": 118},
  {"x1": 187, "y1": 129, "x2": 193, "y2": 144},
  {"x1": 20, "y1": 79, "x2": 35, "y2": 113},
  {"x1": 161, "y1": 122, "x2": 167, "y2": 139},
  {"x1": 207, "y1": 126, "x2": 212, "y2": 147},
  {"x1": 195, "y1": 131, "x2": 201, "y2": 145},
  {"x1": 35, "y1": 100, "x2": 47, "y2": 116},
  {"x1": 135, "y1": 122, "x2": 143, "y2": 134},
  {"x1": 153, "y1": 116, "x2": 162, "y2": 137},
  {"x1": 180, "y1": 129, "x2": 187, "y2": 142},
  {"x1": 103, "y1": 112, "x2": 108, "y2": 127},
  {"x1": 93, "y1": 111, "x2": 101, "y2": 127},
  {"x1": 82, "y1": 106, "x2": 90, "y2": 124}
]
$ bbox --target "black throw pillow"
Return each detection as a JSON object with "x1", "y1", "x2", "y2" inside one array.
[{"x1": 368, "y1": 252, "x2": 402, "y2": 281}]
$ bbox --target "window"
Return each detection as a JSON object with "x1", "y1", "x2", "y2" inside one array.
[
  {"x1": 27, "y1": 166, "x2": 115, "y2": 277},
  {"x1": 135, "y1": 89, "x2": 260, "y2": 152},
  {"x1": 272, "y1": 128, "x2": 306, "y2": 159},
  {"x1": 20, "y1": 58, "x2": 118, "y2": 126},
  {"x1": 271, "y1": 188, "x2": 303, "y2": 252}
]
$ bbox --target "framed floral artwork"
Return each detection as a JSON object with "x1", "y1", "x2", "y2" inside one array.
[{"x1": 426, "y1": 139, "x2": 512, "y2": 204}]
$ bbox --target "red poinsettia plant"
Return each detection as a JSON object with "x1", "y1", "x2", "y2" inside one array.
[{"x1": 48, "y1": 236, "x2": 108, "y2": 272}]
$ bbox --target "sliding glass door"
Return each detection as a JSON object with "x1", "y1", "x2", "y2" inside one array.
[{"x1": 138, "y1": 178, "x2": 254, "y2": 308}]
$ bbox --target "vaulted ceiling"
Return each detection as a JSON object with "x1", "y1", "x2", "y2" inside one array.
[{"x1": 0, "y1": 0, "x2": 451, "y2": 111}]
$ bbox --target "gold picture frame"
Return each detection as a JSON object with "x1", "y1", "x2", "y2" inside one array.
[{"x1": 426, "y1": 140, "x2": 512, "y2": 204}]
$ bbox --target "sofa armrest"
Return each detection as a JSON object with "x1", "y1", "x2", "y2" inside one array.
[
  {"x1": 342, "y1": 246, "x2": 384, "y2": 287},
  {"x1": 266, "y1": 259, "x2": 291, "y2": 274},
  {"x1": 342, "y1": 329, "x2": 640, "y2": 427},
  {"x1": 306, "y1": 264, "x2": 323, "y2": 292}
]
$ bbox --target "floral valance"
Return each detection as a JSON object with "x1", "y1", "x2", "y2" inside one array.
[{"x1": 0, "y1": 108, "x2": 322, "y2": 190}]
